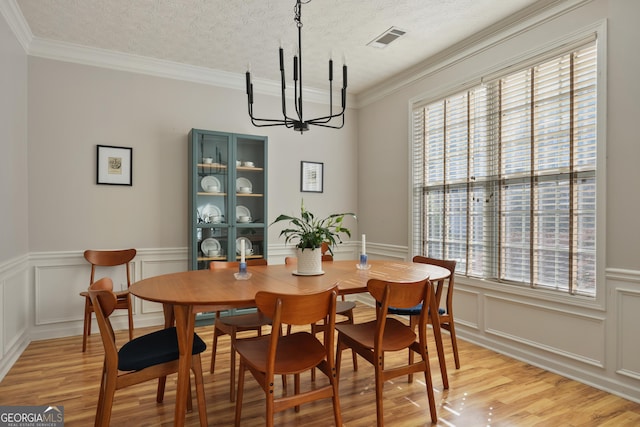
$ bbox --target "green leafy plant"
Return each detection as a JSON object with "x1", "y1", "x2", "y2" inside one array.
[{"x1": 271, "y1": 200, "x2": 356, "y2": 253}]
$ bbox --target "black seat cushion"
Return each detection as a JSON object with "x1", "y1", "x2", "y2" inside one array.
[
  {"x1": 118, "y1": 327, "x2": 206, "y2": 372},
  {"x1": 388, "y1": 304, "x2": 445, "y2": 316}
]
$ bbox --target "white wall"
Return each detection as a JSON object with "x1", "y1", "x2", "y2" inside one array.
[
  {"x1": 0, "y1": 7, "x2": 28, "y2": 262},
  {"x1": 357, "y1": 0, "x2": 640, "y2": 403},
  {"x1": 0, "y1": 9, "x2": 30, "y2": 379},
  {"x1": 26, "y1": 58, "x2": 359, "y2": 251}
]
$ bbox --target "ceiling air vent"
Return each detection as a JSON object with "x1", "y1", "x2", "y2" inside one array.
[{"x1": 367, "y1": 27, "x2": 407, "y2": 48}]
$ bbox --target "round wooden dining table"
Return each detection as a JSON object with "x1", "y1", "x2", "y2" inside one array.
[{"x1": 130, "y1": 259, "x2": 450, "y2": 427}]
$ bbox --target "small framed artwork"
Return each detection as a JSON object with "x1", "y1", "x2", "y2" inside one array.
[
  {"x1": 300, "y1": 161, "x2": 323, "y2": 193},
  {"x1": 96, "y1": 145, "x2": 133, "y2": 186}
]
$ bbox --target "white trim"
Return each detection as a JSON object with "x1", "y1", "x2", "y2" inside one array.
[
  {"x1": 357, "y1": 0, "x2": 593, "y2": 107},
  {"x1": 0, "y1": 0, "x2": 32, "y2": 52},
  {"x1": 25, "y1": 37, "x2": 354, "y2": 107}
]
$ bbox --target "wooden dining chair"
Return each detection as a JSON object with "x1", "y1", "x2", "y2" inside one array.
[
  {"x1": 80, "y1": 249, "x2": 136, "y2": 352},
  {"x1": 388, "y1": 256, "x2": 460, "y2": 378},
  {"x1": 336, "y1": 277, "x2": 438, "y2": 426},
  {"x1": 284, "y1": 253, "x2": 358, "y2": 377},
  {"x1": 194, "y1": 258, "x2": 269, "y2": 402},
  {"x1": 234, "y1": 286, "x2": 342, "y2": 427},
  {"x1": 89, "y1": 277, "x2": 207, "y2": 427}
]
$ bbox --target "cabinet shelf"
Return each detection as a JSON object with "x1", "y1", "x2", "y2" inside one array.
[
  {"x1": 237, "y1": 166, "x2": 264, "y2": 172},
  {"x1": 198, "y1": 163, "x2": 227, "y2": 168}
]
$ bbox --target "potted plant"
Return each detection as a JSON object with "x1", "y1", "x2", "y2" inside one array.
[{"x1": 271, "y1": 200, "x2": 356, "y2": 275}]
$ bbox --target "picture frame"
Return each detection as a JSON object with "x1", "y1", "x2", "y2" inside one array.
[
  {"x1": 300, "y1": 161, "x2": 323, "y2": 193},
  {"x1": 96, "y1": 145, "x2": 133, "y2": 186}
]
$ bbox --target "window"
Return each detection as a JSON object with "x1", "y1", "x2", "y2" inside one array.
[{"x1": 412, "y1": 41, "x2": 598, "y2": 296}]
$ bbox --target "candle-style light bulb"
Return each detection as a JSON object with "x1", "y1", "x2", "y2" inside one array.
[{"x1": 329, "y1": 59, "x2": 333, "y2": 81}]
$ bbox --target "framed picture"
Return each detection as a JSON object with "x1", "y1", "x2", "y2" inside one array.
[
  {"x1": 300, "y1": 161, "x2": 323, "y2": 193},
  {"x1": 96, "y1": 145, "x2": 132, "y2": 186}
]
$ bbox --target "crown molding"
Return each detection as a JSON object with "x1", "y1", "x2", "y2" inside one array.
[
  {"x1": 0, "y1": 0, "x2": 32, "y2": 51},
  {"x1": 28, "y1": 36, "x2": 356, "y2": 106},
  {"x1": 354, "y1": 0, "x2": 593, "y2": 108},
  {"x1": 2, "y1": 0, "x2": 353, "y2": 107}
]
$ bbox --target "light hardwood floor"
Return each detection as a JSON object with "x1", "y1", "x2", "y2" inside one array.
[{"x1": 1, "y1": 304, "x2": 639, "y2": 426}]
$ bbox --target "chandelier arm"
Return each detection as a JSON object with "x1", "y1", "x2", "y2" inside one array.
[
  {"x1": 279, "y1": 48, "x2": 289, "y2": 119},
  {"x1": 249, "y1": 116, "x2": 295, "y2": 127},
  {"x1": 305, "y1": 102, "x2": 347, "y2": 124},
  {"x1": 306, "y1": 119, "x2": 345, "y2": 130}
]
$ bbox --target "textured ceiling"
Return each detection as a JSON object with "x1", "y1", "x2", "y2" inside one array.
[{"x1": 15, "y1": 0, "x2": 540, "y2": 94}]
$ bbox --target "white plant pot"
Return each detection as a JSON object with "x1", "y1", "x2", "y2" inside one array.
[{"x1": 296, "y1": 247, "x2": 323, "y2": 275}]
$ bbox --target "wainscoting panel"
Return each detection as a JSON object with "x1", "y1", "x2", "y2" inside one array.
[
  {"x1": 34, "y1": 261, "x2": 132, "y2": 325},
  {"x1": 0, "y1": 254, "x2": 30, "y2": 382},
  {"x1": 617, "y1": 288, "x2": 640, "y2": 380},
  {"x1": 484, "y1": 294, "x2": 606, "y2": 367},
  {"x1": 3, "y1": 267, "x2": 28, "y2": 351},
  {"x1": 454, "y1": 287, "x2": 480, "y2": 330},
  {"x1": 138, "y1": 257, "x2": 187, "y2": 315}
]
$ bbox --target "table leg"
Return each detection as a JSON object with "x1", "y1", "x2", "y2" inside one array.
[
  {"x1": 428, "y1": 288, "x2": 449, "y2": 389},
  {"x1": 173, "y1": 304, "x2": 195, "y2": 427},
  {"x1": 163, "y1": 303, "x2": 175, "y2": 328}
]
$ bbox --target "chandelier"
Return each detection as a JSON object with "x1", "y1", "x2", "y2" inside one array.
[{"x1": 245, "y1": 0, "x2": 347, "y2": 133}]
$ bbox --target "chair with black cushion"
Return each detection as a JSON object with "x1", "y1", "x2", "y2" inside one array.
[
  {"x1": 80, "y1": 249, "x2": 136, "y2": 352},
  {"x1": 388, "y1": 256, "x2": 459, "y2": 379},
  {"x1": 89, "y1": 277, "x2": 207, "y2": 427},
  {"x1": 194, "y1": 258, "x2": 269, "y2": 402},
  {"x1": 336, "y1": 277, "x2": 438, "y2": 426},
  {"x1": 234, "y1": 286, "x2": 342, "y2": 427}
]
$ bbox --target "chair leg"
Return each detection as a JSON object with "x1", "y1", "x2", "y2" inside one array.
[
  {"x1": 335, "y1": 336, "x2": 344, "y2": 381},
  {"x1": 294, "y1": 373, "x2": 301, "y2": 412},
  {"x1": 414, "y1": 342, "x2": 437, "y2": 423},
  {"x1": 266, "y1": 376, "x2": 275, "y2": 427},
  {"x1": 330, "y1": 365, "x2": 343, "y2": 427},
  {"x1": 83, "y1": 297, "x2": 92, "y2": 352},
  {"x1": 126, "y1": 294, "x2": 134, "y2": 341},
  {"x1": 210, "y1": 324, "x2": 221, "y2": 374},
  {"x1": 443, "y1": 321, "x2": 461, "y2": 369},
  {"x1": 374, "y1": 359, "x2": 385, "y2": 427},
  {"x1": 94, "y1": 367, "x2": 107, "y2": 427},
  {"x1": 186, "y1": 378, "x2": 193, "y2": 412},
  {"x1": 234, "y1": 361, "x2": 246, "y2": 427},
  {"x1": 191, "y1": 354, "x2": 208, "y2": 427},
  {"x1": 347, "y1": 310, "x2": 358, "y2": 372},
  {"x1": 407, "y1": 315, "x2": 418, "y2": 383},
  {"x1": 156, "y1": 376, "x2": 167, "y2": 403},
  {"x1": 229, "y1": 327, "x2": 238, "y2": 402},
  {"x1": 98, "y1": 372, "x2": 117, "y2": 427}
]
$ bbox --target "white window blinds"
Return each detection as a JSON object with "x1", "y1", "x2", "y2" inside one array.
[{"x1": 413, "y1": 41, "x2": 597, "y2": 296}]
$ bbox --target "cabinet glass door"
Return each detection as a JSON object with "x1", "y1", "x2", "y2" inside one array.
[
  {"x1": 234, "y1": 135, "x2": 267, "y2": 260},
  {"x1": 193, "y1": 132, "x2": 230, "y2": 270}
]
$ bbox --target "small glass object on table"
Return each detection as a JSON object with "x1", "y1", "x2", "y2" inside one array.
[
  {"x1": 356, "y1": 253, "x2": 371, "y2": 270},
  {"x1": 234, "y1": 240, "x2": 252, "y2": 279}
]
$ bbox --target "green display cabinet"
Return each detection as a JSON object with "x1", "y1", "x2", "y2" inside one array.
[{"x1": 188, "y1": 129, "x2": 268, "y2": 271}]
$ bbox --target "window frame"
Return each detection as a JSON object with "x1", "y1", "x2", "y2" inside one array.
[{"x1": 408, "y1": 22, "x2": 607, "y2": 309}]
